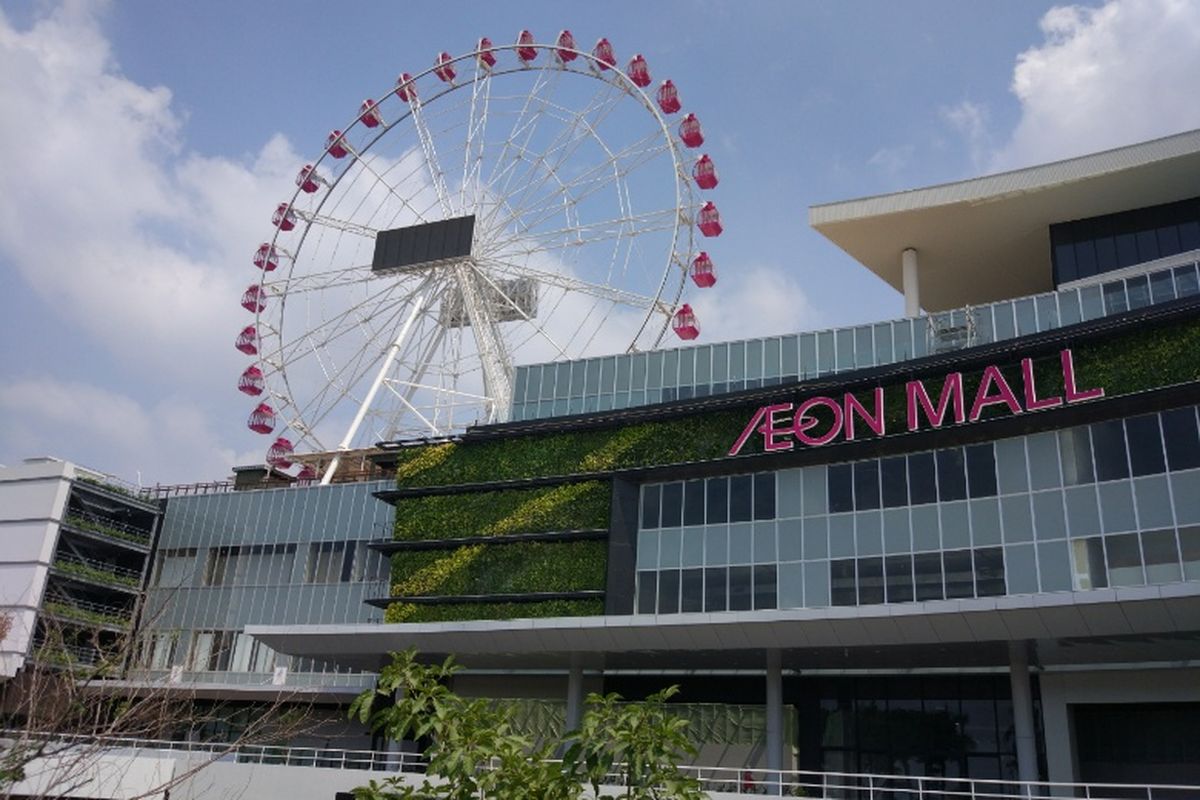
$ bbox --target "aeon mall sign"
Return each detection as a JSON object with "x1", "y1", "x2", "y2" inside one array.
[{"x1": 729, "y1": 349, "x2": 1105, "y2": 456}]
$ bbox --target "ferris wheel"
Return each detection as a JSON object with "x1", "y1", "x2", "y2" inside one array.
[{"x1": 234, "y1": 30, "x2": 725, "y2": 482}]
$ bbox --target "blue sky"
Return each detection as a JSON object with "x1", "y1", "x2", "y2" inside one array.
[{"x1": 1, "y1": 0, "x2": 1198, "y2": 483}]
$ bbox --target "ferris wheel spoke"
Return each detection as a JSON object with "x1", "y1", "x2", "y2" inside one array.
[
  {"x1": 406, "y1": 99, "x2": 454, "y2": 215},
  {"x1": 353, "y1": 151, "x2": 436, "y2": 226},
  {"x1": 485, "y1": 133, "x2": 671, "y2": 239},
  {"x1": 464, "y1": 261, "x2": 569, "y2": 360},
  {"x1": 294, "y1": 209, "x2": 379, "y2": 239},
  {"x1": 487, "y1": 84, "x2": 628, "y2": 231},
  {"x1": 478, "y1": 80, "x2": 623, "y2": 232},
  {"x1": 460, "y1": 61, "x2": 494, "y2": 215},
  {"x1": 479, "y1": 207, "x2": 681, "y2": 256},
  {"x1": 262, "y1": 263, "x2": 376, "y2": 296},
  {"x1": 474, "y1": 255, "x2": 668, "y2": 312},
  {"x1": 451, "y1": 264, "x2": 512, "y2": 420},
  {"x1": 480, "y1": 65, "x2": 565, "y2": 199}
]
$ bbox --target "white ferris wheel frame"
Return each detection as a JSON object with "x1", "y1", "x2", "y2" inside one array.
[{"x1": 248, "y1": 39, "x2": 704, "y2": 482}]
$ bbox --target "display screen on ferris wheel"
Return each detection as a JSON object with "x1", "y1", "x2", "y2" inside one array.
[{"x1": 235, "y1": 30, "x2": 724, "y2": 480}]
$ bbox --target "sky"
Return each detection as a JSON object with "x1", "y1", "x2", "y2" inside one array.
[{"x1": 1, "y1": 0, "x2": 1199, "y2": 485}]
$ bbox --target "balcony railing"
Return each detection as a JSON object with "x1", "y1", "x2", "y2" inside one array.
[
  {"x1": 52, "y1": 554, "x2": 142, "y2": 589},
  {"x1": 3, "y1": 731, "x2": 1199, "y2": 799},
  {"x1": 42, "y1": 597, "x2": 134, "y2": 628},
  {"x1": 62, "y1": 513, "x2": 152, "y2": 547}
]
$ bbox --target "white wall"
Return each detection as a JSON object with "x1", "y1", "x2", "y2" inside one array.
[
  {"x1": 1040, "y1": 667, "x2": 1200, "y2": 784},
  {"x1": 0, "y1": 459, "x2": 71, "y2": 676}
]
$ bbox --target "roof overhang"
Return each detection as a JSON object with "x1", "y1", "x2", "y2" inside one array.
[
  {"x1": 248, "y1": 583, "x2": 1200, "y2": 672},
  {"x1": 809, "y1": 129, "x2": 1200, "y2": 311}
]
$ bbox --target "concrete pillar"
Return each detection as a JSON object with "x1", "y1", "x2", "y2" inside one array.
[
  {"x1": 765, "y1": 649, "x2": 783, "y2": 796},
  {"x1": 902, "y1": 247, "x2": 920, "y2": 318},
  {"x1": 565, "y1": 656, "x2": 585, "y2": 732},
  {"x1": 1008, "y1": 641, "x2": 1040, "y2": 791}
]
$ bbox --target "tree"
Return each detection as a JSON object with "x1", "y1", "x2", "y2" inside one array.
[
  {"x1": 0, "y1": 611, "x2": 314, "y2": 800},
  {"x1": 349, "y1": 650, "x2": 703, "y2": 800}
]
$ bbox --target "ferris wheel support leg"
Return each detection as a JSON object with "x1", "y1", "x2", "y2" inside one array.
[{"x1": 320, "y1": 293, "x2": 428, "y2": 486}]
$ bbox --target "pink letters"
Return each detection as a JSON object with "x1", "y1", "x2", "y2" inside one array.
[{"x1": 727, "y1": 349, "x2": 1105, "y2": 456}]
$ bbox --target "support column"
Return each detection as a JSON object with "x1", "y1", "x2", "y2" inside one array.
[
  {"x1": 565, "y1": 656, "x2": 585, "y2": 733},
  {"x1": 1008, "y1": 641, "x2": 1040, "y2": 791},
  {"x1": 765, "y1": 649, "x2": 783, "y2": 796},
  {"x1": 902, "y1": 247, "x2": 920, "y2": 318}
]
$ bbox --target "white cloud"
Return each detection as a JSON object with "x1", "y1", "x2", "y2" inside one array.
[
  {"x1": 688, "y1": 264, "x2": 819, "y2": 343},
  {"x1": 0, "y1": 377, "x2": 252, "y2": 484},
  {"x1": 0, "y1": 4, "x2": 303, "y2": 481},
  {"x1": 940, "y1": 101, "x2": 991, "y2": 172},
  {"x1": 989, "y1": 0, "x2": 1200, "y2": 170}
]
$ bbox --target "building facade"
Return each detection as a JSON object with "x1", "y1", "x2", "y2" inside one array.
[{"x1": 8, "y1": 130, "x2": 1199, "y2": 794}]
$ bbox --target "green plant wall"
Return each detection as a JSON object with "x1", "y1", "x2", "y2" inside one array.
[{"x1": 387, "y1": 314, "x2": 1200, "y2": 624}]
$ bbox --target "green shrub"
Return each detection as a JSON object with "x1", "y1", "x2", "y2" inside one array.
[
  {"x1": 391, "y1": 539, "x2": 607, "y2": 597},
  {"x1": 384, "y1": 598, "x2": 605, "y2": 624},
  {"x1": 393, "y1": 481, "x2": 610, "y2": 541}
]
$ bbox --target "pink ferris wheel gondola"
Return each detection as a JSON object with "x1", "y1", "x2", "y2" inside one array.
[
  {"x1": 359, "y1": 99, "x2": 384, "y2": 128},
  {"x1": 326, "y1": 130, "x2": 350, "y2": 159},
  {"x1": 693, "y1": 154, "x2": 718, "y2": 189},
  {"x1": 266, "y1": 437, "x2": 294, "y2": 469},
  {"x1": 235, "y1": 325, "x2": 259, "y2": 355},
  {"x1": 247, "y1": 403, "x2": 276, "y2": 435},
  {"x1": 477, "y1": 37, "x2": 497, "y2": 69},
  {"x1": 395, "y1": 72, "x2": 417, "y2": 102},
  {"x1": 673, "y1": 304, "x2": 700, "y2": 340},
  {"x1": 698, "y1": 201, "x2": 723, "y2": 237},
  {"x1": 272, "y1": 203, "x2": 296, "y2": 231},
  {"x1": 555, "y1": 30, "x2": 578, "y2": 62},
  {"x1": 627, "y1": 54, "x2": 651, "y2": 87},
  {"x1": 238, "y1": 365, "x2": 264, "y2": 396},
  {"x1": 434, "y1": 52, "x2": 456, "y2": 83},
  {"x1": 679, "y1": 113, "x2": 704, "y2": 148},
  {"x1": 296, "y1": 464, "x2": 318, "y2": 482},
  {"x1": 254, "y1": 243, "x2": 279, "y2": 271},
  {"x1": 241, "y1": 284, "x2": 266, "y2": 313},
  {"x1": 690, "y1": 252, "x2": 717, "y2": 288},
  {"x1": 295, "y1": 164, "x2": 324, "y2": 194},
  {"x1": 656, "y1": 80, "x2": 681, "y2": 114},
  {"x1": 592, "y1": 38, "x2": 616, "y2": 70},
  {"x1": 516, "y1": 29, "x2": 537, "y2": 63}
]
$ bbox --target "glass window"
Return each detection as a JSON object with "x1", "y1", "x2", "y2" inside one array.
[
  {"x1": 204, "y1": 547, "x2": 239, "y2": 587},
  {"x1": 995, "y1": 438, "x2": 1029, "y2": 495},
  {"x1": 802, "y1": 466, "x2": 827, "y2": 515},
  {"x1": 659, "y1": 529, "x2": 681, "y2": 568},
  {"x1": 1065, "y1": 486, "x2": 1102, "y2": 537},
  {"x1": 753, "y1": 564, "x2": 777, "y2": 609},
  {"x1": 695, "y1": 346, "x2": 712, "y2": 384},
  {"x1": 629, "y1": 353, "x2": 647, "y2": 392},
  {"x1": 1059, "y1": 427, "x2": 1095, "y2": 486},
  {"x1": 856, "y1": 557, "x2": 884, "y2": 605},
  {"x1": 884, "y1": 555, "x2": 913, "y2": 603},
  {"x1": 1028, "y1": 432, "x2": 1062, "y2": 489},
  {"x1": 803, "y1": 517, "x2": 828, "y2": 560},
  {"x1": 657, "y1": 569, "x2": 680, "y2": 614},
  {"x1": 729, "y1": 475, "x2": 753, "y2": 522},
  {"x1": 971, "y1": 499, "x2": 1002, "y2": 546},
  {"x1": 778, "y1": 517, "x2": 802, "y2": 561},
  {"x1": 555, "y1": 362, "x2": 572, "y2": 399},
  {"x1": 704, "y1": 525, "x2": 728, "y2": 566},
  {"x1": 828, "y1": 464, "x2": 854, "y2": 513},
  {"x1": 1071, "y1": 537, "x2": 1108, "y2": 590},
  {"x1": 936, "y1": 448, "x2": 968, "y2": 501},
  {"x1": 883, "y1": 509, "x2": 911, "y2": 554},
  {"x1": 156, "y1": 549, "x2": 196, "y2": 588},
  {"x1": 854, "y1": 326, "x2": 874, "y2": 369},
  {"x1": 830, "y1": 559, "x2": 856, "y2": 606},
  {"x1": 1005, "y1": 544, "x2": 1038, "y2": 595},
  {"x1": 680, "y1": 568, "x2": 704, "y2": 612},
  {"x1": 777, "y1": 468, "x2": 803, "y2": 518},
  {"x1": 943, "y1": 550, "x2": 974, "y2": 598},
  {"x1": 745, "y1": 339, "x2": 763, "y2": 380},
  {"x1": 1098, "y1": 481, "x2": 1136, "y2": 533},
  {"x1": 753, "y1": 522, "x2": 776, "y2": 563},
  {"x1": 728, "y1": 566, "x2": 753, "y2": 611},
  {"x1": 855, "y1": 512, "x2": 882, "y2": 556},
  {"x1": 1035, "y1": 294, "x2": 1059, "y2": 332},
  {"x1": 706, "y1": 477, "x2": 728, "y2": 523},
  {"x1": 881, "y1": 456, "x2": 908, "y2": 508},
  {"x1": 764, "y1": 338, "x2": 781, "y2": 378},
  {"x1": 729, "y1": 522, "x2": 753, "y2": 564},
  {"x1": 966, "y1": 444, "x2": 997, "y2": 498},
  {"x1": 1038, "y1": 540, "x2": 1072, "y2": 592},
  {"x1": 615, "y1": 356, "x2": 631, "y2": 392},
  {"x1": 1059, "y1": 290, "x2": 1082, "y2": 326},
  {"x1": 940, "y1": 501, "x2": 970, "y2": 550},
  {"x1": 1175, "y1": 264, "x2": 1200, "y2": 296},
  {"x1": 974, "y1": 547, "x2": 1005, "y2": 596},
  {"x1": 652, "y1": 484, "x2": 679, "y2": 528},
  {"x1": 1014, "y1": 299, "x2": 1037, "y2": 336},
  {"x1": 683, "y1": 480, "x2": 705, "y2": 526},
  {"x1": 804, "y1": 562, "x2": 830, "y2": 607},
  {"x1": 1105, "y1": 533, "x2": 1143, "y2": 587},
  {"x1": 1126, "y1": 275, "x2": 1151, "y2": 310},
  {"x1": 641, "y1": 485, "x2": 660, "y2": 529},
  {"x1": 1103, "y1": 281, "x2": 1129, "y2": 314},
  {"x1": 893, "y1": 320, "x2": 914, "y2": 362},
  {"x1": 798, "y1": 333, "x2": 816, "y2": 378},
  {"x1": 853, "y1": 460, "x2": 880, "y2": 510},
  {"x1": 728, "y1": 341, "x2": 746, "y2": 382},
  {"x1": 306, "y1": 541, "x2": 351, "y2": 583},
  {"x1": 873, "y1": 323, "x2": 893, "y2": 365},
  {"x1": 1162, "y1": 407, "x2": 1200, "y2": 471},
  {"x1": 636, "y1": 571, "x2": 656, "y2": 613},
  {"x1": 754, "y1": 472, "x2": 776, "y2": 520},
  {"x1": 829, "y1": 514, "x2": 854, "y2": 558},
  {"x1": 1123, "y1": 414, "x2": 1167, "y2": 477},
  {"x1": 636, "y1": 530, "x2": 658, "y2": 569},
  {"x1": 908, "y1": 452, "x2": 937, "y2": 505},
  {"x1": 778, "y1": 561, "x2": 803, "y2": 608},
  {"x1": 1001, "y1": 495, "x2": 1034, "y2": 543},
  {"x1": 914, "y1": 552, "x2": 943, "y2": 601},
  {"x1": 1091, "y1": 420, "x2": 1130, "y2": 481},
  {"x1": 835, "y1": 328, "x2": 855, "y2": 371},
  {"x1": 1182, "y1": 526, "x2": 1200, "y2": 580},
  {"x1": 817, "y1": 331, "x2": 834, "y2": 373},
  {"x1": 993, "y1": 302, "x2": 1016, "y2": 340},
  {"x1": 704, "y1": 567, "x2": 727, "y2": 612}
]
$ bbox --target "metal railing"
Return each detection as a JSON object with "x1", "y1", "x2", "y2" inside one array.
[
  {"x1": 3, "y1": 732, "x2": 1199, "y2": 799},
  {"x1": 52, "y1": 553, "x2": 142, "y2": 588},
  {"x1": 43, "y1": 596, "x2": 134, "y2": 627},
  {"x1": 62, "y1": 512, "x2": 152, "y2": 546}
]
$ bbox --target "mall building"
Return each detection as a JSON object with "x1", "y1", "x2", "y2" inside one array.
[{"x1": 4, "y1": 129, "x2": 1200, "y2": 795}]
